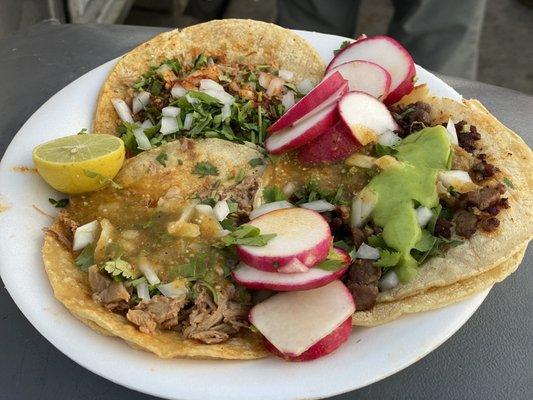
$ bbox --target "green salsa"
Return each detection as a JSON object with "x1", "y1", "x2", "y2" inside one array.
[{"x1": 367, "y1": 126, "x2": 452, "y2": 281}]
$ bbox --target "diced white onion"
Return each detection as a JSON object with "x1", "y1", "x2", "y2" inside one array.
[
  {"x1": 138, "y1": 259, "x2": 160, "y2": 285},
  {"x1": 258, "y1": 72, "x2": 272, "y2": 89},
  {"x1": 351, "y1": 188, "x2": 377, "y2": 228},
  {"x1": 296, "y1": 78, "x2": 314, "y2": 94},
  {"x1": 132, "y1": 90, "x2": 150, "y2": 114},
  {"x1": 378, "y1": 130, "x2": 401, "y2": 147},
  {"x1": 179, "y1": 203, "x2": 197, "y2": 222},
  {"x1": 195, "y1": 204, "x2": 215, "y2": 216},
  {"x1": 73, "y1": 220, "x2": 99, "y2": 251},
  {"x1": 378, "y1": 270, "x2": 399, "y2": 291},
  {"x1": 136, "y1": 282, "x2": 150, "y2": 301},
  {"x1": 162, "y1": 106, "x2": 181, "y2": 118},
  {"x1": 221, "y1": 104, "x2": 232, "y2": 120},
  {"x1": 416, "y1": 206, "x2": 433, "y2": 227},
  {"x1": 183, "y1": 113, "x2": 194, "y2": 130},
  {"x1": 446, "y1": 118, "x2": 459, "y2": 145},
  {"x1": 267, "y1": 77, "x2": 285, "y2": 97},
  {"x1": 356, "y1": 243, "x2": 380, "y2": 260},
  {"x1": 171, "y1": 84, "x2": 187, "y2": 98},
  {"x1": 438, "y1": 170, "x2": 478, "y2": 193},
  {"x1": 250, "y1": 201, "x2": 293, "y2": 220},
  {"x1": 158, "y1": 280, "x2": 188, "y2": 298},
  {"x1": 111, "y1": 98, "x2": 133, "y2": 123},
  {"x1": 141, "y1": 119, "x2": 153, "y2": 129},
  {"x1": 160, "y1": 116, "x2": 179, "y2": 135},
  {"x1": 199, "y1": 79, "x2": 225, "y2": 92},
  {"x1": 278, "y1": 69, "x2": 294, "y2": 81},
  {"x1": 203, "y1": 89, "x2": 235, "y2": 105},
  {"x1": 281, "y1": 91, "x2": 295, "y2": 110},
  {"x1": 213, "y1": 200, "x2": 230, "y2": 221},
  {"x1": 300, "y1": 199, "x2": 335, "y2": 213},
  {"x1": 133, "y1": 126, "x2": 152, "y2": 150},
  {"x1": 282, "y1": 182, "x2": 297, "y2": 197}
]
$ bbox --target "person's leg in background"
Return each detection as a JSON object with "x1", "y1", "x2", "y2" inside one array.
[
  {"x1": 277, "y1": 0, "x2": 361, "y2": 37},
  {"x1": 389, "y1": 0, "x2": 487, "y2": 80}
]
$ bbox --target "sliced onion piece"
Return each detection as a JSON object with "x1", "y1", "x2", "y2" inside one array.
[
  {"x1": 136, "y1": 282, "x2": 150, "y2": 301},
  {"x1": 446, "y1": 118, "x2": 459, "y2": 145},
  {"x1": 345, "y1": 153, "x2": 376, "y2": 168},
  {"x1": 111, "y1": 98, "x2": 133, "y2": 123},
  {"x1": 378, "y1": 130, "x2": 401, "y2": 147},
  {"x1": 250, "y1": 201, "x2": 293, "y2": 220},
  {"x1": 416, "y1": 206, "x2": 433, "y2": 227},
  {"x1": 132, "y1": 126, "x2": 151, "y2": 150},
  {"x1": 300, "y1": 200, "x2": 335, "y2": 213},
  {"x1": 355, "y1": 243, "x2": 380, "y2": 260},
  {"x1": 132, "y1": 90, "x2": 150, "y2": 114},
  {"x1": 185, "y1": 94, "x2": 199, "y2": 104},
  {"x1": 351, "y1": 187, "x2": 377, "y2": 228},
  {"x1": 158, "y1": 280, "x2": 188, "y2": 298},
  {"x1": 296, "y1": 78, "x2": 314, "y2": 94},
  {"x1": 278, "y1": 69, "x2": 294, "y2": 81},
  {"x1": 73, "y1": 220, "x2": 99, "y2": 251},
  {"x1": 141, "y1": 119, "x2": 153, "y2": 129},
  {"x1": 195, "y1": 204, "x2": 215, "y2": 216},
  {"x1": 281, "y1": 91, "x2": 295, "y2": 110},
  {"x1": 160, "y1": 116, "x2": 179, "y2": 135},
  {"x1": 258, "y1": 72, "x2": 273, "y2": 89},
  {"x1": 213, "y1": 200, "x2": 230, "y2": 221},
  {"x1": 199, "y1": 79, "x2": 224, "y2": 92},
  {"x1": 378, "y1": 270, "x2": 399, "y2": 291},
  {"x1": 203, "y1": 89, "x2": 235, "y2": 105},
  {"x1": 183, "y1": 113, "x2": 194, "y2": 130},
  {"x1": 282, "y1": 182, "x2": 297, "y2": 197},
  {"x1": 162, "y1": 106, "x2": 181, "y2": 118},
  {"x1": 138, "y1": 258, "x2": 161, "y2": 285},
  {"x1": 171, "y1": 84, "x2": 187, "y2": 98},
  {"x1": 438, "y1": 170, "x2": 478, "y2": 193}
]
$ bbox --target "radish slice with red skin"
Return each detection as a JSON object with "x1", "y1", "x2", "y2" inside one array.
[
  {"x1": 264, "y1": 317, "x2": 353, "y2": 361},
  {"x1": 236, "y1": 208, "x2": 332, "y2": 272},
  {"x1": 277, "y1": 258, "x2": 309, "y2": 274},
  {"x1": 264, "y1": 102, "x2": 339, "y2": 155},
  {"x1": 267, "y1": 72, "x2": 347, "y2": 134},
  {"x1": 249, "y1": 280, "x2": 355, "y2": 358},
  {"x1": 326, "y1": 35, "x2": 415, "y2": 105},
  {"x1": 325, "y1": 60, "x2": 391, "y2": 100},
  {"x1": 233, "y1": 248, "x2": 350, "y2": 290}
]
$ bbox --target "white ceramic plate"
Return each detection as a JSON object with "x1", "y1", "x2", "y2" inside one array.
[{"x1": 0, "y1": 31, "x2": 489, "y2": 400}]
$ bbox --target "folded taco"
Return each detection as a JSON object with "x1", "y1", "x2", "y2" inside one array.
[{"x1": 39, "y1": 19, "x2": 532, "y2": 362}]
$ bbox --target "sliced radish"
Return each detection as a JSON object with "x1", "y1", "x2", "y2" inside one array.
[
  {"x1": 277, "y1": 258, "x2": 310, "y2": 274},
  {"x1": 267, "y1": 72, "x2": 347, "y2": 134},
  {"x1": 249, "y1": 200, "x2": 294, "y2": 220},
  {"x1": 265, "y1": 103, "x2": 339, "y2": 154},
  {"x1": 237, "y1": 208, "x2": 332, "y2": 272},
  {"x1": 264, "y1": 317, "x2": 352, "y2": 362},
  {"x1": 233, "y1": 248, "x2": 349, "y2": 290},
  {"x1": 298, "y1": 92, "x2": 398, "y2": 164},
  {"x1": 327, "y1": 35, "x2": 416, "y2": 105},
  {"x1": 249, "y1": 280, "x2": 355, "y2": 358},
  {"x1": 325, "y1": 60, "x2": 391, "y2": 100}
]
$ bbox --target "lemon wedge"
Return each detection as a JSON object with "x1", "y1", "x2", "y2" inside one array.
[{"x1": 32, "y1": 134, "x2": 125, "y2": 194}]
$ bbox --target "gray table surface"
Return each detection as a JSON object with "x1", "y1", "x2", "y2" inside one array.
[{"x1": 0, "y1": 22, "x2": 531, "y2": 400}]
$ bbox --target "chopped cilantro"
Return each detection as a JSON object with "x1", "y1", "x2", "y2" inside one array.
[
  {"x1": 220, "y1": 224, "x2": 276, "y2": 247},
  {"x1": 235, "y1": 169, "x2": 245, "y2": 183},
  {"x1": 83, "y1": 169, "x2": 122, "y2": 189},
  {"x1": 48, "y1": 198, "x2": 69, "y2": 208},
  {"x1": 373, "y1": 143, "x2": 398, "y2": 157},
  {"x1": 101, "y1": 257, "x2": 140, "y2": 280},
  {"x1": 263, "y1": 186, "x2": 287, "y2": 203},
  {"x1": 77, "y1": 128, "x2": 88, "y2": 135},
  {"x1": 227, "y1": 201, "x2": 238, "y2": 213},
  {"x1": 193, "y1": 53, "x2": 207, "y2": 70},
  {"x1": 193, "y1": 161, "x2": 219, "y2": 176},
  {"x1": 375, "y1": 249, "x2": 402, "y2": 268},
  {"x1": 503, "y1": 177, "x2": 514, "y2": 188},
  {"x1": 333, "y1": 40, "x2": 351, "y2": 55},
  {"x1": 316, "y1": 248, "x2": 347, "y2": 271},
  {"x1": 156, "y1": 152, "x2": 168, "y2": 167},
  {"x1": 75, "y1": 245, "x2": 94, "y2": 271}
]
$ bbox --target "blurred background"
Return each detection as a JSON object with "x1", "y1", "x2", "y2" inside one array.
[{"x1": 0, "y1": 0, "x2": 531, "y2": 94}]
